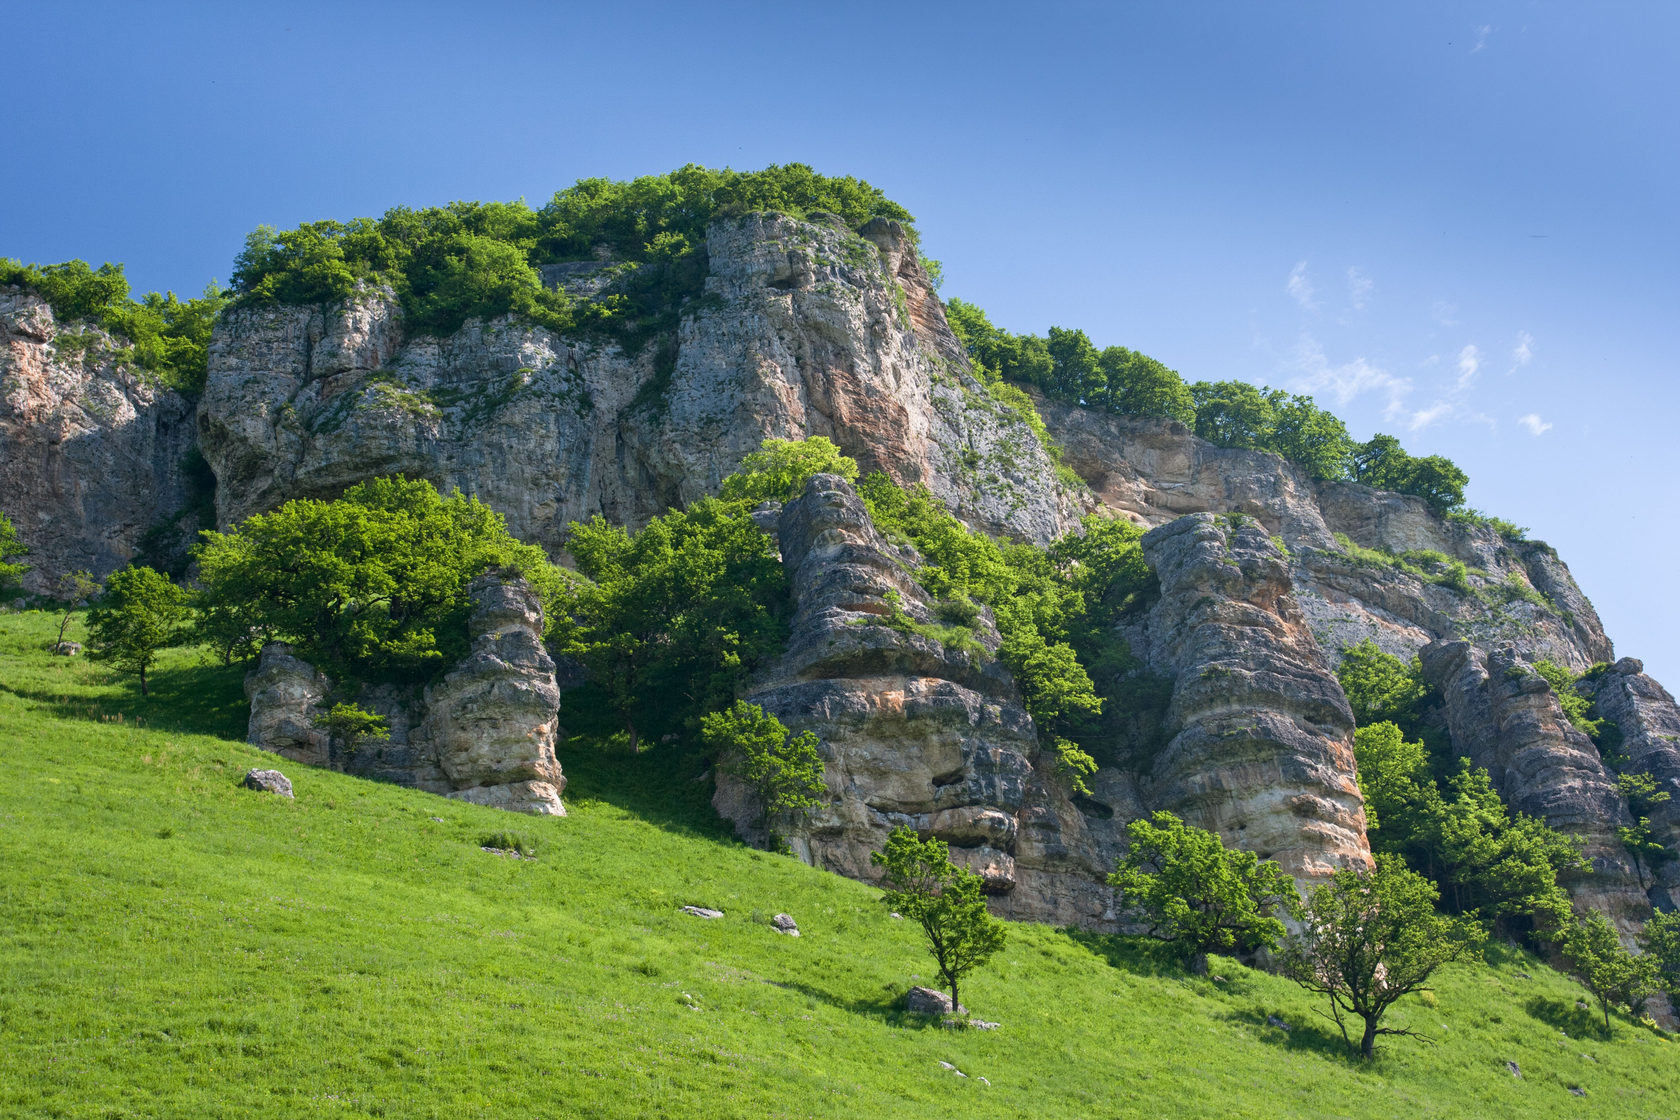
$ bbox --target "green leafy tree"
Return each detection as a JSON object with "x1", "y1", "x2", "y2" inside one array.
[
  {"x1": 872, "y1": 826, "x2": 1007, "y2": 1015},
  {"x1": 1097, "y1": 346, "x2": 1196, "y2": 424},
  {"x1": 0, "y1": 511, "x2": 27, "y2": 594},
  {"x1": 1268, "y1": 394, "x2": 1354, "y2": 480},
  {"x1": 53, "y1": 570, "x2": 102, "y2": 648},
  {"x1": 1189, "y1": 380, "x2": 1278, "y2": 450},
  {"x1": 1352, "y1": 721, "x2": 1431, "y2": 835},
  {"x1": 1351, "y1": 434, "x2": 1468, "y2": 513},
  {"x1": 315, "y1": 702, "x2": 390, "y2": 755},
  {"x1": 1551, "y1": 910, "x2": 1660, "y2": 1034},
  {"x1": 556, "y1": 497, "x2": 789, "y2": 750},
  {"x1": 1532, "y1": 659, "x2": 1605, "y2": 738},
  {"x1": 1337, "y1": 640, "x2": 1430, "y2": 731},
  {"x1": 193, "y1": 476, "x2": 561, "y2": 679},
  {"x1": 717, "y1": 436, "x2": 859, "y2": 505},
  {"x1": 85, "y1": 566, "x2": 188, "y2": 696},
  {"x1": 701, "y1": 700, "x2": 825, "y2": 845},
  {"x1": 1046, "y1": 326, "x2": 1103, "y2": 403},
  {"x1": 1283, "y1": 855, "x2": 1487, "y2": 1058},
  {"x1": 1108, "y1": 810, "x2": 1299, "y2": 973},
  {"x1": 1614, "y1": 771, "x2": 1672, "y2": 890},
  {"x1": 1640, "y1": 910, "x2": 1680, "y2": 997}
]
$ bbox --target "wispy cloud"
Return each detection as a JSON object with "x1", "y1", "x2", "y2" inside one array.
[
  {"x1": 1455, "y1": 344, "x2": 1481, "y2": 390},
  {"x1": 1284, "y1": 332, "x2": 1411, "y2": 410},
  {"x1": 1402, "y1": 401, "x2": 1454, "y2": 431},
  {"x1": 1509, "y1": 331, "x2": 1533, "y2": 373},
  {"x1": 1518, "y1": 413, "x2": 1552, "y2": 436},
  {"x1": 1347, "y1": 267, "x2": 1373, "y2": 311},
  {"x1": 1287, "y1": 261, "x2": 1318, "y2": 311},
  {"x1": 1472, "y1": 24, "x2": 1493, "y2": 52}
]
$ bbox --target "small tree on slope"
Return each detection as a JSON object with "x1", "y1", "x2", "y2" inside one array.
[
  {"x1": 1551, "y1": 909, "x2": 1659, "y2": 1035},
  {"x1": 1282, "y1": 855, "x2": 1486, "y2": 1058},
  {"x1": 872, "y1": 827, "x2": 1006, "y2": 1016},
  {"x1": 1108, "y1": 810, "x2": 1298, "y2": 974},
  {"x1": 85, "y1": 566, "x2": 188, "y2": 697},
  {"x1": 700, "y1": 700, "x2": 825, "y2": 848}
]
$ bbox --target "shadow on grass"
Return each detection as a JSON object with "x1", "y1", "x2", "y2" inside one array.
[
  {"x1": 1214, "y1": 1005, "x2": 1363, "y2": 1062},
  {"x1": 1063, "y1": 929, "x2": 1242, "y2": 983},
  {"x1": 557, "y1": 731, "x2": 737, "y2": 843},
  {"x1": 1524, "y1": 995, "x2": 1608, "y2": 1040},
  {"x1": 0, "y1": 658, "x2": 249, "y2": 741},
  {"x1": 770, "y1": 979, "x2": 942, "y2": 1028}
]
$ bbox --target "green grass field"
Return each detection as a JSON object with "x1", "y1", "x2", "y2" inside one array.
[{"x1": 2, "y1": 609, "x2": 1677, "y2": 1118}]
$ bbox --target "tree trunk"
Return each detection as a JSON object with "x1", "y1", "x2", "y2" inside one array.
[
  {"x1": 139, "y1": 664, "x2": 149, "y2": 697},
  {"x1": 1360, "y1": 1015, "x2": 1378, "y2": 1058},
  {"x1": 948, "y1": 975, "x2": 960, "y2": 1018},
  {"x1": 626, "y1": 715, "x2": 639, "y2": 754},
  {"x1": 1189, "y1": 950, "x2": 1209, "y2": 976}
]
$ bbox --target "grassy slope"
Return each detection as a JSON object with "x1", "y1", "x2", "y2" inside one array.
[{"x1": 1, "y1": 610, "x2": 1675, "y2": 1119}]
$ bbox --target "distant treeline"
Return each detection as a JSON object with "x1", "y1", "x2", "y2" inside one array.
[{"x1": 945, "y1": 299, "x2": 1472, "y2": 515}]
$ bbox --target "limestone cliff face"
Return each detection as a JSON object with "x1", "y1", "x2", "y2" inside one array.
[
  {"x1": 197, "y1": 213, "x2": 1075, "y2": 552},
  {"x1": 1579, "y1": 658, "x2": 1680, "y2": 908},
  {"x1": 0, "y1": 288, "x2": 201, "y2": 590},
  {"x1": 245, "y1": 571, "x2": 564, "y2": 815},
  {"x1": 1043, "y1": 402, "x2": 1610, "y2": 673},
  {"x1": 1420, "y1": 641, "x2": 1648, "y2": 932},
  {"x1": 1133, "y1": 514, "x2": 1372, "y2": 881},
  {"x1": 717, "y1": 474, "x2": 1126, "y2": 927}
]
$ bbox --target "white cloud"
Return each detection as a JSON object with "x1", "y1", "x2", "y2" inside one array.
[
  {"x1": 1455, "y1": 344, "x2": 1481, "y2": 390},
  {"x1": 1347, "y1": 267, "x2": 1373, "y2": 311},
  {"x1": 1472, "y1": 24, "x2": 1493, "y2": 52},
  {"x1": 1518, "y1": 412, "x2": 1552, "y2": 436},
  {"x1": 1287, "y1": 261, "x2": 1319, "y2": 311},
  {"x1": 1509, "y1": 331, "x2": 1533, "y2": 372},
  {"x1": 1285, "y1": 333, "x2": 1413, "y2": 411},
  {"x1": 1399, "y1": 401, "x2": 1454, "y2": 431}
]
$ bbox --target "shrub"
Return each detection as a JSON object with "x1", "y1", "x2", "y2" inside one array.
[
  {"x1": 479, "y1": 831, "x2": 536, "y2": 857},
  {"x1": 717, "y1": 437, "x2": 858, "y2": 505},
  {"x1": 315, "y1": 702, "x2": 390, "y2": 754},
  {"x1": 0, "y1": 512, "x2": 27, "y2": 594},
  {"x1": 701, "y1": 701, "x2": 825, "y2": 847},
  {"x1": 1108, "y1": 810, "x2": 1299, "y2": 973},
  {"x1": 1550, "y1": 910, "x2": 1660, "y2": 1035}
]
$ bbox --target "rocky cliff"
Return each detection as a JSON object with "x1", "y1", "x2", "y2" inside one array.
[
  {"x1": 4, "y1": 205, "x2": 1670, "y2": 940},
  {"x1": 0, "y1": 287, "x2": 202, "y2": 591},
  {"x1": 197, "y1": 214, "x2": 1077, "y2": 551}
]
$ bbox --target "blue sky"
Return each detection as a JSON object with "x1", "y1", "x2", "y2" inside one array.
[{"x1": 6, "y1": 1, "x2": 1677, "y2": 684}]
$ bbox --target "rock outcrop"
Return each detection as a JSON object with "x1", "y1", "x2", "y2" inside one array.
[
  {"x1": 1420, "y1": 640, "x2": 1649, "y2": 932},
  {"x1": 0, "y1": 287, "x2": 202, "y2": 591},
  {"x1": 197, "y1": 214, "x2": 1075, "y2": 556},
  {"x1": 717, "y1": 474, "x2": 1123, "y2": 927},
  {"x1": 1134, "y1": 514, "x2": 1371, "y2": 880},
  {"x1": 245, "y1": 571, "x2": 564, "y2": 814},
  {"x1": 1042, "y1": 401, "x2": 1611, "y2": 672},
  {"x1": 1578, "y1": 658, "x2": 1680, "y2": 909}
]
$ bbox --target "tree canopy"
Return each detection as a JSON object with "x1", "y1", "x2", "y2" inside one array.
[
  {"x1": 872, "y1": 826, "x2": 1007, "y2": 1015},
  {"x1": 192, "y1": 476, "x2": 563, "y2": 680},
  {"x1": 85, "y1": 566, "x2": 189, "y2": 696},
  {"x1": 1108, "y1": 810, "x2": 1299, "y2": 973},
  {"x1": 701, "y1": 700, "x2": 825, "y2": 845},
  {"x1": 717, "y1": 436, "x2": 858, "y2": 505}
]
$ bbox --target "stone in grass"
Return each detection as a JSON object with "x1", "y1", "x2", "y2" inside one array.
[
  {"x1": 1266, "y1": 1015, "x2": 1291, "y2": 1032},
  {"x1": 941, "y1": 1018, "x2": 1000, "y2": 1031},
  {"x1": 1569, "y1": 1087, "x2": 1586, "y2": 1097},
  {"x1": 1506, "y1": 1061, "x2": 1521, "y2": 1078},
  {"x1": 681, "y1": 905, "x2": 724, "y2": 919},
  {"x1": 772, "y1": 913, "x2": 800, "y2": 936},
  {"x1": 241, "y1": 769, "x2": 293, "y2": 798},
  {"x1": 52, "y1": 641, "x2": 82, "y2": 656},
  {"x1": 907, "y1": 986, "x2": 964, "y2": 1016}
]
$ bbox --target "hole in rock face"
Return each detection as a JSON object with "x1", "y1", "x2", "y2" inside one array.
[
  {"x1": 1073, "y1": 796, "x2": 1115, "y2": 820},
  {"x1": 930, "y1": 767, "x2": 967, "y2": 789}
]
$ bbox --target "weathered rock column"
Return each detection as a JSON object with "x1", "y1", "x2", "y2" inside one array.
[
  {"x1": 1579, "y1": 658, "x2": 1680, "y2": 908},
  {"x1": 422, "y1": 569, "x2": 566, "y2": 815},
  {"x1": 244, "y1": 643, "x2": 332, "y2": 767},
  {"x1": 1139, "y1": 513, "x2": 1373, "y2": 882}
]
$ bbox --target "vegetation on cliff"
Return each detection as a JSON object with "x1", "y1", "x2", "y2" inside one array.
[
  {"x1": 0, "y1": 258, "x2": 227, "y2": 392},
  {"x1": 946, "y1": 299, "x2": 1471, "y2": 513},
  {"x1": 226, "y1": 163, "x2": 915, "y2": 345}
]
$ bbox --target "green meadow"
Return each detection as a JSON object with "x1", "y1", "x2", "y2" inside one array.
[{"x1": 2, "y1": 609, "x2": 1676, "y2": 1119}]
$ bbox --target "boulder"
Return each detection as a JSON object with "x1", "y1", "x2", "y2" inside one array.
[
  {"x1": 240, "y1": 769, "x2": 293, "y2": 797},
  {"x1": 906, "y1": 986, "x2": 962, "y2": 1016},
  {"x1": 771, "y1": 913, "x2": 800, "y2": 936},
  {"x1": 681, "y1": 906, "x2": 724, "y2": 919},
  {"x1": 51, "y1": 640, "x2": 81, "y2": 656}
]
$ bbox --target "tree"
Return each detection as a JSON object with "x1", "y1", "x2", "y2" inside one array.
[
  {"x1": 1551, "y1": 910, "x2": 1660, "y2": 1034},
  {"x1": 0, "y1": 512, "x2": 28, "y2": 595},
  {"x1": 315, "y1": 702, "x2": 390, "y2": 754},
  {"x1": 1283, "y1": 855, "x2": 1487, "y2": 1058},
  {"x1": 556, "y1": 497, "x2": 789, "y2": 750},
  {"x1": 85, "y1": 566, "x2": 188, "y2": 696},
  {"x1": 53, "y1": 570, "x2": 103, "y2": 648},
  {"x1": 1108, "y1": 810, "x2": 1299, "y2": 973},
  {"x1": 717, "y1": 436, "x2": 859, "y2": 505},
  {"x1": 1046, "y1": 326, "x2": 1102, "y2": 403},
  {"x1": 1097, "y1": 346, "x2": 1195, "y2": 424},
  {"x1": 1189, "y1": 380, "x2": 1279, "y2": 450},
  {"x1": 1350, "y1": 434, "x2": 1467, "y2": 513},
  {"x1": 1614, "y1": 771, "x2": 1672, "y2": 890},
  {"x1": 701, "y1": 700, "x2": 825, "y2": 845},
  {"x1": 872, "y1": 826, "x2": 1007, "y2": 1015},
  {"x1": 193, "y1": 476, "x2": 561, "y2": 678},
  {"x1": 1268, "y1": 394, "x2": 1354, "y2": 481},
  {"x1": 1336, "y1": 640, "x2": 1430, "y2": 732},
  {"x1": 1640, "y1": 910, "x2": 1680, "y2": 997}
]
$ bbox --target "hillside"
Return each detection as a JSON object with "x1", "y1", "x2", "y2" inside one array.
[{"x1": 3, "y1": 611, "x2": 1677, "y2": 1119}]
